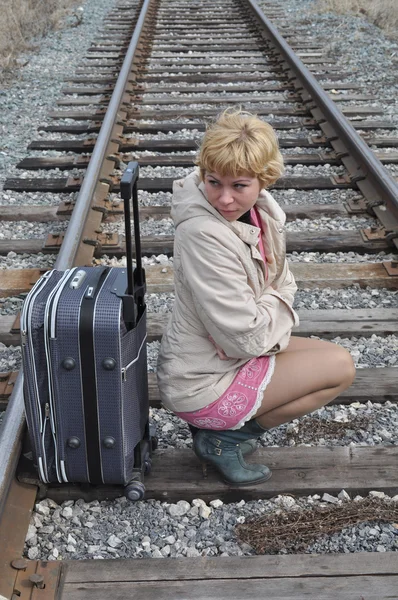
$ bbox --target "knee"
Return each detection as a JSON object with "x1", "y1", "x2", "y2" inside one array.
[{"x1": 335, "y1": 346, "x2": 356, "y2": 387}]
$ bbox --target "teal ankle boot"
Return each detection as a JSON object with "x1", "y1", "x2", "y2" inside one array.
[
  {"x1": 189, "y1": 424, "x2": 259, "y2": 457},
  {"x1": 193, "y1": 427, "x2": 271, "y2": 486},
  {"x1": 236, "y1": 419, "x2": 268, "y2": 455}
]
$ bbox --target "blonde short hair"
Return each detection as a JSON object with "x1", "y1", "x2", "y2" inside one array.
[{"x1": 196, "y1": 108, "x2": 284, "y2": 188}]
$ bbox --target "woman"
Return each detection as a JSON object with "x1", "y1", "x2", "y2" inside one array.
[{"x1": 157, "y1": 109, "x2": 356, "y2": 486}]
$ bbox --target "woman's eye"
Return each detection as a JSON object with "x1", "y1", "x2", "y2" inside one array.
[
  {"x1": 234, "y1": 184, "x2": 246, "y2": 189},
  {"x1": 208, "y1": 180, "x2": 218, "y2": 186}
]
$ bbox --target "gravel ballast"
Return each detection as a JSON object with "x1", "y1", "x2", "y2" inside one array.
[
  {"x1": 24, "y1": 492, "x2": 398, "y2": 561},
  {"x1": 0, "y1": 0, "x2": 126, "y2": 190}
]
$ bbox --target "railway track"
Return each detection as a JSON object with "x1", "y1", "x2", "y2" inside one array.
[{"x1": 0, "y1": 0, "x2": 397, "y2": 597}]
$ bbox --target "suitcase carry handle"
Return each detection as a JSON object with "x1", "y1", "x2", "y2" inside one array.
[{"x1": 120, "y1": 161, "x2": 146, "y2": 327}]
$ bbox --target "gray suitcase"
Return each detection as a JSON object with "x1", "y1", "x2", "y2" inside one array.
[{"x1": 21, "y1": 162, "x2": 154, "y2": 500}]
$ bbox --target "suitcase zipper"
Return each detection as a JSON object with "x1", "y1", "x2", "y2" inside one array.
[
  {"x1": 79, "y1": 268, "x2": 111, "y2": 484},
  {"x1": 121, "y1": 333, "x2": 147, "y2": 382},
  {"x1": 21, "y1": 271, "x2": 58, "y2": 483},
  {"x1": 43, "y1": 269, "x2": 77, "y2": 483}
]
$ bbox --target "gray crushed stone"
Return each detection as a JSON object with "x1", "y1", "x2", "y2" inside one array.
[
  {"x1": 145, "y1": 286, "x2": 398, "y2": 314},
  {"x1": 150, "y1": 401, "x2": 398, "y2": 451},
  {"x1": 138, "y1": 165, "x2": 347, "y2": 179},
  {"x1": 23, "y1": 491, "x2": 398, "y2": 560},
  {"x1": 261, "y1": 0, "x2": 398, "y2": 139},
  {"x1": 288, "y1": 251, "x2": 397, "y2": 263},
  {"x1": 0, "y1": 0, "x2": 125, "y2": 191},
  {"x1": 0, "y1": 192, "x2": 76, "y2": 207},
  {"x1": 0, "y1": 252, "x2": 57, "y2": 269},
  {"x1": 102, "y1": 215, "x2": 376, "y2": 236},
  {"x1": 2, "y1": 284, "x2": 396, "y2": 318},
  {"x1": 0, "y1": 296, "x2": 26, "y2": 315},
  {"x1": 131, "y1": 189, "x2": 362, "y2": 207},
  {"x1": 0, "y1": 220, "x2": 67, "y2": 239}
]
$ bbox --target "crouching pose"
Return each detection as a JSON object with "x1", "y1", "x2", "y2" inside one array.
[{"x1": 157, "y1": 108, "x2": 356, "y2": 486}]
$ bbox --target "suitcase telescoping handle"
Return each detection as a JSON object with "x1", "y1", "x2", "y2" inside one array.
[
  {"x1": 120, "y1": 161, "x2": 142, "y2": 296},
  {"x1": 120, "y1": 161, "x2": 146, "y2": 328}
]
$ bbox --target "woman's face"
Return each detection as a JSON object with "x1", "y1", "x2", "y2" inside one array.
[{"x1": 204, "y1": 171, "x2": 261, "y2": 221}]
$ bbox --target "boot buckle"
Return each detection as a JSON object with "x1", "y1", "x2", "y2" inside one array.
[{"x1": 214, "y1": 448, "x2": 222, "y2": 456}]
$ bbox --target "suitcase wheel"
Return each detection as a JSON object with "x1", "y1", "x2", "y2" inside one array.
[{"x1": 125, "y1": 480, "x2": 146, "y2": 501}]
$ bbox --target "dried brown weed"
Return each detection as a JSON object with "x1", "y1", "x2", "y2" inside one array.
[{"x1": 236, "y1": 497, "x2": 398, "y2": 554}]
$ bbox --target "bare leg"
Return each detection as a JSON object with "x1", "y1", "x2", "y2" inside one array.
[{"x1": 253, "y1": 336, "x2": 356, "y2": 429}]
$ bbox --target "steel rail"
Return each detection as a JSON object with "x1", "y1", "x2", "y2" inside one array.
[
  {"x1": 246, "y1": 0, "x2": 398, "y2": 220},
  {"x1": 0, "y1": 0, "x2": 153, "y2": 519}
]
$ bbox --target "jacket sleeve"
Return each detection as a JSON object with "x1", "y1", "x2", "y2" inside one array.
[
  {"x1": 178, "y1": 224, "x2": 299, "y2": 360},
  {"x1": 271, "y1": 258, "x2": 297, "y2": 307}
]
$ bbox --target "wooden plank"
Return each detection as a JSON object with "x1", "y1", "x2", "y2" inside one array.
[
  {"x1": 0, "y1": 317, "x2": 18, "y2": 345},
  {"x1": 292, "y1": 308, "x2": 398, "y2": 336},
  {"x1": 0, "y1": 239, "x2": 43, "y2": 256},
  {"x1": 137, "y1": 72, "x2": 352, "y2": 84},
  {"x1": 139, "y1": 83, "x2": 293, "y2": 93},
  {"x1": 145, "y1": 309, "x2": 398, "y2": 341},
  {"x1": 130, "y1": 93, "x2": 375, "y2": 105},
  {"x1": 17, "y1": 147, "x2": 398, "y2": 166},
  {"x1": 0, "y1": 371, "x2": 17, "y2": 409},
  {"x1": 28, "y1": 140, "x2": 92, "y2": 152},
  {"x1": 139, "y1": 83, "x2": 359, "y2": 93},
  {"x1": 2, "y1": 309, "x2": 397, "y2": 346},
  {"x1": 0, "y1": 268, "x2": 45, "y2": 296},
  {"x1": 59, "y1": 576, "x2": 398, "y2": 600},
  {"x1": 127, "y1": 120, "x2": 397, "y2": 132},
  {"x1": 291, "y1": 262, "x2": 398, "y2": 289},
  {"x1": 63, "y1": 552, "x2": 398, "y2": 583},
  {"x1": 92, "y1": 231, "x2": 389, "y2": 256},
  {"x1": 146, "y1": 45, "x2": 262, "y2": 53},
  {"x1": 17, "y1": 157, "x2": 86, "y2": 171},
  {"x1": 0, "y1": 205, "x2": 61, "y2": 221},
  {"x1": 3, "y1": 175, "x2": 355, "y2": 194},
  {"x1": 107, "y1": 153, "x2": 344, "y2": 168},
  {"x1": 44, "y1": 446, "x2": 398, "y2": 505},
  {"x1": 144, "y1": 262, "x2": 397, "y2": 292},
  {"x1": 0, "y1": 202, "x2": 352, "y2": 223},
  {"x1": 132, "y1": 106, "x2": 382, "y2": 119},
  {"x1": 137, "y1": 204, "x2": 351, "y2": 220},
  {"x1": 0, "y1": 262, "x2": 394, "y2": 301},
  {"x1": 4, "y1": 176, "x2": 354, "y2": 194},
  {"x1": 120, "y1": 151, "x2": 398, "y2": 167},
  {"x1": 23, "y1": 137, "x2": 333, "y2": 154},
  {"x1": 132, "y1": 106, "x2": 309, "y2": 119},
  {"x1": 39, "y1": 123, "x2": 102, "y2": 134}
]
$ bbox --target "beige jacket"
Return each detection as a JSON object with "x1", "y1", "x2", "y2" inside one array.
[{"x1": 156, "y1": 169, "x2": 299, "y2": 413}]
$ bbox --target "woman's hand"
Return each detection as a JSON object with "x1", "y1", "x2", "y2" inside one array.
[{"x1": 208, "y1": 335, "x2": 231, "y2": 360}]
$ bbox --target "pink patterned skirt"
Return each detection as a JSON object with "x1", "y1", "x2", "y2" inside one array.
[{"x1": 174, "y1": 355, "x2": 275, "y2": 430}]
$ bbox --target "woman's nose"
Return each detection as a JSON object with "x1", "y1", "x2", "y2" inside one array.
[{"x1": 219, "y1": 188, "x2": 234, "y2": 205}]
